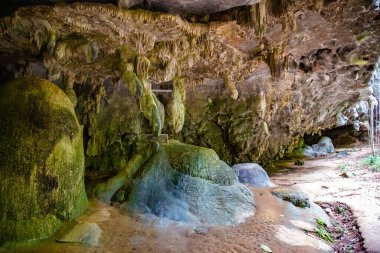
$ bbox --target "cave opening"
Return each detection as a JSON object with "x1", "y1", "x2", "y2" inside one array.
[{"x1": 0, "y1": 0, "x2": 380, "y2": 252}]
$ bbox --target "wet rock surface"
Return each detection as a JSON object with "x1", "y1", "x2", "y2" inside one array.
[{"x1": 2, "y1": 189, "x2": 333, "y2": 253}]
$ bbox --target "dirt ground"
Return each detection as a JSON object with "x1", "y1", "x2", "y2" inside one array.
[
  {"x1": 2, "y1": 146, "x2": 380, "y2": 253},
  {"x1": 270, "y1": 145, "x2": 380, "y2": 253}
]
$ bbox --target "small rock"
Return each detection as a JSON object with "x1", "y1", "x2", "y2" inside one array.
[
  {"x1": 340, "y1": 172, "x2": 354, "y2": 178},
  {"x1": 325, "y1": 208, "x2": 332, "y2": 214},
  {"x1": 295, "y1": 159, "x2": 304, "y2": 166},
  {"x1": 271, "y1": 187, "x2": 311, "y2": 208},
  {"x1": 232, "y1": 163, "x2": 275, "y2": 187},
  {"x1": 336, "y1": 150, "x2": 349, "y2": 158},
  {"x1": 194, "y1": 226, "x2": 210, "y2": 235},
  {"x1": 57, "y1": 222, "x2": 102, "y2": 246},
  {"x1": 302, "y1": 145, "x2": 316, "y2": 157},
  {"x1": 318, "y1": 137, "x2": 335, "y2": 153}
]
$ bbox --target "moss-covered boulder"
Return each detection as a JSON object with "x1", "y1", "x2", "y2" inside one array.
[
  {"x1": 124, "y1": 141, "x2": 254, "y2": 225},
  {"x1": 163, "y1": 140, "x2": 238, "y2": 185},
  {"x1": 0, "y1": 77, "x2": 87, "y2": 246}
]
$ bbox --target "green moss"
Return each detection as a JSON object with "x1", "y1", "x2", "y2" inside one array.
[
  {"x1": 0, "y1": 215, "x2": 62, "y2": 246},
  {"x1": 356, "y1": 31, "x2": 372, "y2": 43},
  {"x1": 163, "y1": 140, "x2": 237, "y2": 185},
  {"x1": 120, "y1": 64, "x2": 143, "y2": 97},
  {"x1": 0, "y1": 77, "x2": 87, "y2": 245},
  {"x1": 136, "y1": 55, "x2": 150, "y2": 77},
  {"x1": 163, "y1": 140, "x2": 219, "y2": 178},
  {"x1": 169, "y1": 77, "x2": 186, "y2": 133},
  {"x1": 54, "y1": 37, "x2": 95, "y2": 63},
  {"x1": 139, "y1": 87, "x2": 163, "y2": 137},
  {"x1": 350, "y1": 57, "x2": 368, "y2": 66},
  {"x1": 93, "y1": 142, "x2": 156, "y2": 203}
]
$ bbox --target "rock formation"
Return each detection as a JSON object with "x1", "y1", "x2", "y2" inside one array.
[
  {"x1": 0, "y1": 77, "x2": 87, "y2": 245},
  {"x1": 0, "y1": 0, "x2": 379, "y2": 246},
  {"x1": 0, "y1": 0, "x2": 379, "y2": 166}
]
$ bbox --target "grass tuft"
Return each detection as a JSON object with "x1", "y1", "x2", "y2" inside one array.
[{"x1": 362, "y1": 154, "x2": 380, "y2": 170}]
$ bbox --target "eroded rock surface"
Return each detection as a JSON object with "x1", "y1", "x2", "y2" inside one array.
[
  {"x1": 0, "y1": 0, "x2": 379, "y2": 168},
  {"x1": 0, "y1": 77, "x2": 87, "y2": 246},
  {"x1": 124, "y1": 141, "x2": 255, "y2": 225}
]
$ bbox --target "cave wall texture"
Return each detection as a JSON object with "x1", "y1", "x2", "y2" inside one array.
[{"x1": 0, "y1": 0, "x2": 380, "y2": 171}]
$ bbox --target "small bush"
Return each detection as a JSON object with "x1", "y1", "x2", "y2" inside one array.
[
  {"x1": 362, "y1": 155, "x2": 380, "y2": 170},
  {"x1": 316, "y1": 218, "x2": 334, "y2": 243}
]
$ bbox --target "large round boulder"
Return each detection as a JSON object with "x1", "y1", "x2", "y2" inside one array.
[
  {"x1": 232, "y1": 163, "x2": 275, "y2": 187},
  {"x1": 124, "y1": 141, "x2": 254, "y2": 225},
  {"x1": 0, "y1": 77, "x2": 87, "y2": 245}
]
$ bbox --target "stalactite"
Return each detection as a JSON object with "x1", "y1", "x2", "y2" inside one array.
[
  {"x1": 63, "y1": 70, "x2": 78, "y2": 107},
  {"x1": 32, "y1": 30, "x2": 47, "y2": 51},
  {"x1": 283, "y1": 54, "x2": 289, "y2": 70},
  {"x1": 47, "y1": 64, "x2": 62, "y2": 81},
  {"x1": 136, "y1": 55, "x2": 150, "y2": 77},
  {"x1": 67, "y1": 3, "x2": 208, "y2": 37},
  {"x1": 139, "y1": 77, "x2": 163, "y2": 137},
  {"x1": 0, "y1": 16, "x2": 12, "y2": 35},
  {"x1": 223, "y1": 73, "x2": 239, "y2": 100},
  {"x1": 315, "y1": 0, "x2": 324, "y2": 14},
  {"x1": 266, "y1": 0, "x2": 290, "y2": 17},
  {"x1": 120, "y1": 62, "x2": 143, "y2": 97},
  {"x1": 131, "y1": 32, "x2": 156, "y2": 54},
  {"x1": 281, "y1": 14, "x2": 288, "y2": 32},
  {"x1": 164, "y1": 58, "x2": 177, "y2": 81},
  {"x1": 170, "y1": 77, "x2": 186, "y2": 133},
  {"x1": 135, "y1": 56, "x2": 163, "y2": 136},
  {"x1": 53, "y1": 38, "x2": 96, "y2": 63},
  {"x1": 250, "y1": 1, "x2": 266, "y2": 37},
  {"x1": 119, "y1": 46, "x2": 143, "y2": 97},
  {"x1": 268, "y1": 47, "x2": 282, "y2": 78},
  {"x1": 46, "y1": 33, "x2": 56, "y2": 56},
  {"x1": 287, "y1": 10, "x2": 296, "y2": 31}
]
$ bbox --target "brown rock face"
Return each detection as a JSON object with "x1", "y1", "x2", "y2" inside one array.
[
  {"x1": 0, "y1": 0, "x2": 379, "y2": 168},
  {"x1": 118, "y1": 0, "x2": 260, "y2": 15}
]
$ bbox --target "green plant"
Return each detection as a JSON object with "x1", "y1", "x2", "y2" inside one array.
[
  {"x1": 335, "y1": 205, "x2": 346, "y2": 215},
  {"x1": 315, "y1": 218, "x2": 334, "y2": 243},
  {"x1": 362, "y1": 155, "x2": 380, "y2": 171},
  {"x1": 338, "y1": 162, "x2": 350, "y2": 172}
]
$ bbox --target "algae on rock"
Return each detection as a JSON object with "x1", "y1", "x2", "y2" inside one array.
[
  {"x1": 169, "y1": 77, "x2": 186, "y2": 133},
  {"x1": 163, "y1": 140, "x2": 237, "y2": 185},
  {"x1": 0, "y1": 77, "x2": 87, "y2": 245},
  {"x1": 124, "y1": 141, "x2": 254, "y2": 225}
]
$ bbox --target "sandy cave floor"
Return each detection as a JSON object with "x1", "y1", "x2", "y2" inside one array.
[
  {"x1": 2, "y1": 146, "x2": 380, "y2": 253},
  {"x1": 270, "y1": 145, "x2": 380, "y2": 253}
]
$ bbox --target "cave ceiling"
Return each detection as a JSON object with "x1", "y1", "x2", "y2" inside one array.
[{"x1": 0, "y1": 0, "x2": 380, "y2": 162}]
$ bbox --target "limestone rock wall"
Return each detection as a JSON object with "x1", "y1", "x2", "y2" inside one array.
[{"x1": 0, "y1": 0, "x2": 379, "y2": 169}]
